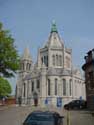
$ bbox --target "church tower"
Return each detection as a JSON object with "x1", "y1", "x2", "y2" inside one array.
[
  {"x1": 20, "y1": 47, "x2": 33, "y2": 78},
  {"x1": 16, "y1": 47, "x2": 33, "y2": 101},
  {"x1": 39, "y1": 21, "x2": 65, "y2": 69}
]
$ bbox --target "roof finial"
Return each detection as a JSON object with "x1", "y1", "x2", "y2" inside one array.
[{"x1": 51, "y1": 20, "x2": 58, "y2": 33}]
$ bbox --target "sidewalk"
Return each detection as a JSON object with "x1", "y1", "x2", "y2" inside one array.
[
  {"x1": 0, "y1": 104, "x2": 35, "y2": 111},
  {"x1": 0, "y1": 104, "x2": 16, "y2": 111}
]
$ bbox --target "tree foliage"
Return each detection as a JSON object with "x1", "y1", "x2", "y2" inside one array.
[
  {"x1": 0, "y1": 77, "x2": 12, "y2": 97},
  {"x1": 0, "y1": 22, "x2": 19, "y2": 78}
]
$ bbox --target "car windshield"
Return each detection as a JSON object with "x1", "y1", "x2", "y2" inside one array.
[
  {"x1": 69, "y1": 101, "x2": 75, "y2": 104},
  {"x1": 27, "y1": 113, "x2": 54, "y2": 121}
]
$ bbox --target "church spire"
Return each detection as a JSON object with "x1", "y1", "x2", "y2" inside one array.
[
  {"x1": 51, "y1": 20, "x2": 58, "y2": 33},
  {"x1": 21, "y1": 47, "x2": 32, "y2": 60}
]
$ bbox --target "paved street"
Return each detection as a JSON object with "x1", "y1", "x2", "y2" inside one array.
[
  {"x1": 0, "y1": 105, "x2": 94, "y2": 125},
  {"x1": 0, "y1": 105, "x2": 32, "y2": 125}
]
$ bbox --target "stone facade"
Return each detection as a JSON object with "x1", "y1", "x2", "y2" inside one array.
[
  {"x1": 16, "y1": 22, "x2": 86, "y2": 106},
  {"x1": 82, "y1": 49, "x2": 94, "y2": 110}
]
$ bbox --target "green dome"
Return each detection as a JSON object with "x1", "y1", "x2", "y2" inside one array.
[{"x1": 51, "y1": 20, "x2": 58, "y2": 33}]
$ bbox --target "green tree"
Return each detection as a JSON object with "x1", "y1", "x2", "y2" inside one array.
[
  {"x1": 0, "y1": 77, "x2": 12, "y2": 97},
  {"x1": 0, "y1": 22, "x2": 19, "y2": 78}
]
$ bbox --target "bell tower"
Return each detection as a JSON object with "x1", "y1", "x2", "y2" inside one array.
[
  {"x1": 20, "y1": 47, "x2": 33, "y2": 78},
  {"x1": 16, "y1": 47, "x2": 33, "y2": 101}
]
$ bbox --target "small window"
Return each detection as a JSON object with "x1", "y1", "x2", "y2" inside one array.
[{"x1": 63, "y1": 79, "x2": 66, "y2": 96}]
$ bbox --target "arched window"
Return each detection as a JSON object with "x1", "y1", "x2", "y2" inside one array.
[
  {"x1": 55, "y1": 79, "x2": 58, "y2": 95},
  {"x1": 46, "y1": 56, "x2": 48, "y2": 67},
  {"x1": 63, "y1": 79, "x2": 66, "y2": 96},
  {"x1": 48, "y1": 79, "x2": 50, "y2": 96},
  {"x1": 44, "y1": 56, "x2": 46, "y2": 66},
  {"x1": 23, "y1": 83, "x2": 25, "y2": 97},
  {"x1": 37, "y1": 80, "x2": 40, "y2": 89},
  {"x1": 59, "y1": 55, "x2": 62, "y2": 66},
  {"x1": 56, "y1": 55, "x2": 58, "y2": 66},
  {"x1": 29, "y1": 64, "x2": 31, "y2": 70},
  {"x1": 26, "y1": 63, "x2": 30, "y2": 70},
  {"x1": 69, "y1": 79, "x2": 72, "y2": 96},
  {"x1": 41, "y1": 57, "x2": 43, "y2": 64},
  {"x1": 52, "y1": 55, "x2": 55, "y2": 66},
  {"x1": 44, "y1": 56, "x2": 48, "y2": 67},
  {"x1": 32, "y1": 81, "x2": 34, "y2": 92}
]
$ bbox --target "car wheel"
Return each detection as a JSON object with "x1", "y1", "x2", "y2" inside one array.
[{"x1": 64, "y1": 105, "x2": 68, "y2": 110}]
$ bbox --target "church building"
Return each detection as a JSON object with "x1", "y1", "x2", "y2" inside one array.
[{"x1": 16, "y1": 22, "x2": 86, "y2": 106}]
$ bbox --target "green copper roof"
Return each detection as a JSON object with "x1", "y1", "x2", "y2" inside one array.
[{"x1": 51, "y1": 20, "x2": 58, "y2": 33}]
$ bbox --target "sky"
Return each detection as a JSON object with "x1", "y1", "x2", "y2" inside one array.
[{"x1": 0, "y1": 0, "x2": 94, "y2": 94}]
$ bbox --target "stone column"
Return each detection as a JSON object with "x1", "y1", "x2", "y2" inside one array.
[
  {"x1": 27, "y1": 80, "x2": 30, "y2": 104},
  {"x1": 40, "y1": 68, "x2": 47, "y2": 106},
  {"x1": 25, "y1": 81, "x2": 27, "y2": 104}
]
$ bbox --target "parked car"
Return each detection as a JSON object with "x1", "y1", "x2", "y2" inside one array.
[
  {"x1": 23, "y1": 111, "x2": 64, "y2": 125},
  {"x1": 64, "y1": 100, "x2": 87, "y2": 110}
]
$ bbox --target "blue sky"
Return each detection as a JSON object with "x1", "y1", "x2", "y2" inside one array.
[{"x1": 0, "y1": 0, "x2": 94, "y2": 94}]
